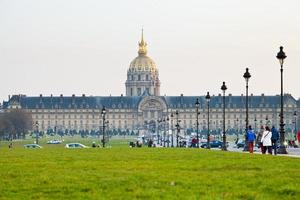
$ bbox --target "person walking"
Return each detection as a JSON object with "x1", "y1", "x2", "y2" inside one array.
[
  {"x1": 247, "y1": 125, "x2": 256, "y2": 153},
  {"x1": 271, "y1": 126, "x2": 279, "y2": 155},
  {"x1": 261, "y1": 126, "x2": 272, "y2": 154},
  {"x1": 256, "y1": 126, "x2": 264, "y2": 153}
]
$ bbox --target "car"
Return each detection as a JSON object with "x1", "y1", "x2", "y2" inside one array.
[
  {"x1": 65, "y1": 143, "x2": 89, "y2": 148},
  {"x1": 236, "y1": 140, "x2": 245, "y2": 149},
  {"x1": 47, "y1": 139, "x2": 62, "y2": 144},
  {"x1": 24, "y1": 144, "x2": 43, "y2": 148},
  {"x1": 200, "y1": 140, "x2": 228, "y2": 148}
]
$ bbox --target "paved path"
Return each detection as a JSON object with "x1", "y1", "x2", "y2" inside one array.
[{"x1": 227, "y1": 141, "x2": 300, "y2": 158}]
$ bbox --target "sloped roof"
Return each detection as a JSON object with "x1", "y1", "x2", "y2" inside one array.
[{"x1": 3, "y1": 94, "x2": 297, "y2": 110}]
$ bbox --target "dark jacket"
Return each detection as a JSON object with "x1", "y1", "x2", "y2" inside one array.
[{"x1": 271, "y1": 127, "x2": 279, "y2": 140}]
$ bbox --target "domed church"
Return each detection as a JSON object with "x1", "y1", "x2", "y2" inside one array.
[
  {"x1": 126, "y1": 30, "x2": 160, "y2": 96},
  {"x1": 2, "y1": 31, "x2": 299, "y2": 137}
]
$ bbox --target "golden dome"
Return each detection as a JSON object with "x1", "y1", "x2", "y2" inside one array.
[{"x1": 129, "y1": 30, "x2": 157, "y2": 73}]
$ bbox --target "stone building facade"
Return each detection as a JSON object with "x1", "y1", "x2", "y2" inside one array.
[{"x1": 2, "y1": 33, "x2": 300, "y2": 135}]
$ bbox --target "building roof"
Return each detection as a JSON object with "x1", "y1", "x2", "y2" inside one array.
[{"x1": 3, "y1": 94, "x2": 297, "y2": 110}]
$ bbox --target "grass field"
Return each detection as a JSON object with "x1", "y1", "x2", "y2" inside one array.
[{"x1": 0, "y1": 138, "x2": 300, "y2": 200}]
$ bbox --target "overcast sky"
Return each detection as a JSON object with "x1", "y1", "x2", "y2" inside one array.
[{"x1": 1, "y1": 0, "x2": 299, "y2": 103}]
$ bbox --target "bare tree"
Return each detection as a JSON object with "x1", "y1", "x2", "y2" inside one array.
[{"x1": 0, "y1": 110, "x2": 32, "y2": 140}]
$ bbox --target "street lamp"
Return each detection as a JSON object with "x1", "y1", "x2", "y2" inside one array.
[
  {"x1": 195, "y1": 98, "x2": 200, "y2": 148},
  {"x1": 265, "y1": 116, "x2": 269, "y2": 126},
  {"x1": 166, "y1": 116, "x2": 170, "y2": 147},
  {"x1": 163, "y1": 117, "x2": 166, "y2": 147},
  {"x1": 101, "y1": 107, "x2": 106, "y2": 147},
  {"x1": 175, "y1": 110, "x2": 180, "y2": 147},
  {"x1": 243, "y1": 67, "x2": 251, "y2": 151},
  {"x1": 221, "y1": 81, "x2": 227, "y2": 151},
  {"x1": 276, "y1": 46, "x2": 287, "y2": 154},
  {"x1": 205, "y1": 92, "x2": 211, "y2": 149},
  {"x1": 35, "y1": 121, "x2": 39, "y2": 144},
  {"x1": 294, "y1": 111, "x2": 297, "y2": 139},
  {"x1": 236, "y1": 118, "x2": 239, "y2": 141},
  {"x1": 170, "y1": 113, "x2": 174, "y2": 147},
  {"x1": 254, "y1": 117, "x2": 257, "y2": 134},
  {"x1": 157, "y1": 118, "x2": 162, "y2": 145}
]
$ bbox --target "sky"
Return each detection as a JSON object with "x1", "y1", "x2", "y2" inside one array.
[{"x1": 1, "y1": 0, "x2": 300, "y2": 103}]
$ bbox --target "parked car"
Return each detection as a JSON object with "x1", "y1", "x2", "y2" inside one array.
[
  {"x1": 236, "y1": 140, "x2": 245, "y2": 148},
  {"x1": 24, "y1": 144, "x2": 43, "y2": 148},
  {"x1": 47, "y1": 139, "x2": 62, "y2": 144},
  {"x1": 200, "y1": 140, "x2": 228, "y2": 148},
  {"x1": 65, "y1": 143, "x2": 89, "y2": 148}
]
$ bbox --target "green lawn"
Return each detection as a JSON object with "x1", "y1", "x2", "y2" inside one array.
[{"x1": 0, "y1": 138, "x2": 299, "y2": 200}]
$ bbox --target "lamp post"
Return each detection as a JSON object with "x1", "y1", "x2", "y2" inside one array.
[
  {"x1": 236, "y1": 118, "x2": 239, "y2": 141},
  {"x1": 276, "y1": 46, "x2": 287, "y2": 154},
  {"x1": 243, "y1": 67, "x2": 251, "y2": 151},
  {"x1": 195, "y1": 98, "x2": 200, "y2": 148},
  {"x1": 175, "y1": 110, "x2": 180, "y2": 147},
  {"x1": 166, "y1": 116, "x2": 170, "y2": 147},
  {"x1": 171, "y1": 113, "x2": 174, "y2": 147},
  {"x1": 35, "y1": 121, "x2": 39, "y2": 144},
  {"x1": 101, "y1": 107, "x2": 106, "y2": 147},
  {"x1": 254, "y1": 117, "x2": 257, "y2": 134},
  {"x1": 265, "y1": 116, "x2": 269, "y2": 126},
  {"x1": 157, "y1": 118, "x2": 162, "y2": 145},
  {"x1": 205, "y1": 92, "x2": 211, "y2": 149},
  {"x1": 163, "y1": 117, "x2": 166, "y2": 147},
  {"x1": 294, "y1": 111, "x2": 297, "y2": 140},
  {"x1": 221, "y1": 82, "x2": 227, "y2": 151}
]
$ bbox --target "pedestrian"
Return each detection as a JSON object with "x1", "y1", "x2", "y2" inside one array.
[
  {"x1": 191, "y1": 137, "x2": 197, "y2": 148},
  {"x1": 247, "y1": 125, "x2": 256, "y2": 153},
  {"x1": 271, "y1": 126, "x2": 279, "y2": 155},
  {"x1": 261, "y1": 126, "x2": 272, "y2": 154},
  {"x1": 148, "y1": 139, "x2": 153, "y2": 147},
  {"x1": 256, "y1": 126, "x2": 264, "y2": 153}
]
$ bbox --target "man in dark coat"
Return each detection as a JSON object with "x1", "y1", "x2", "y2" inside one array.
[{"x1": 271, "y1": 126, "x2": 279, "y2": 155}]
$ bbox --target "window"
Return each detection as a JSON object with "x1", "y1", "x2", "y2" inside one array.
[
  {"x1": 138, "y1": 75, "x2": 141, "y2": 81},
  {"x1": 146, "y1": 75, "x2": 149, "y2": 80},
  {"x1": 137, "y1": 88, "x2": 141, "y2": 95}
]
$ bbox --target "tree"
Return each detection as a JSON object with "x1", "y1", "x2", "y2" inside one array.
[{"x1": 0, "y1": 110, "x2": 32, "y2": 140}]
